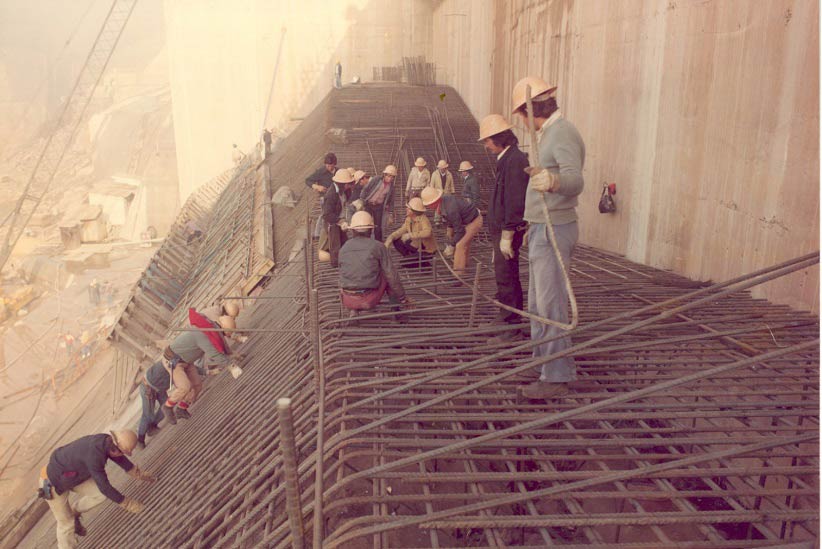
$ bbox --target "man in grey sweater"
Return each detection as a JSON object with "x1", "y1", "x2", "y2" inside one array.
[{"x1": 512, "y1": 76, "x2": 585, "y2": 399}]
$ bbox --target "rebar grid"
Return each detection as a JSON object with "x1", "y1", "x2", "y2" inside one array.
[{"x1": 72, "y1": 84, "x2": 817, "y2": 549}]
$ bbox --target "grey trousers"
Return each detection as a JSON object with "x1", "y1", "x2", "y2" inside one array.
[{"x1": 527, "y1": 221, "x2": 578, "y2": 382}]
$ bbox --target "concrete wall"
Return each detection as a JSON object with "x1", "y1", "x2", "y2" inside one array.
[
  {"x1": 433, "y1": 0, "x2": 819, "y2": 312},
  {"x1": 164, "y1": 0, "x2": 433, "y2": 202}
]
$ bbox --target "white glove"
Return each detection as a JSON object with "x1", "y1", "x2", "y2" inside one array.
[
  {"x1": 229, "y1": 364, "x2": 243, "y2": 379},
  {"x1": 443, "y1": 244, "x2": 455, "y2": 258},
  {"x1": 526, "y1": 167, "x2": 559, "y2": 193},
  {"x1": 401, "y1": 233, "x2": 412, "y2": 243},
  {"x1": 351, "y1": 199, "x2": 365, "y2": 211},
  {"x1": 337, "y1": 220, "x2": 349, "y2": 231},
  {"x1": 500, "y1": 230, "x2": 515, "y2": 260},
  {"x1": 120, "y1": 498, "x2": 144, "y2": 514}
]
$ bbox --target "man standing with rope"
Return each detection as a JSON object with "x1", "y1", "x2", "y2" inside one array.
[{"x1": 512, "y1": 76, "x2": 585, "y2": 399}]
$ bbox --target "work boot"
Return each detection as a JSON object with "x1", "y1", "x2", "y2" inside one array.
[
  {"x1": 520, "y1": 381, "x2": 569, "y2": 400},
  {"x1": 146, "y1": 424, "x2": 161, "y2": 437},
  {"x1": 176, "y1": 408, "x2": 192, "y2": 420},
  {"x1": 136, "y1": 436, "x2": 146, "y2": 450},
  {"x1": 162, "y1": 405, "x2": 177, "y2": 425},
  {"x1": 74, "y1": 514, "x2": 86, "y2": 537},
  {"x1": 487, "y1": 328, "x2": 527, "y2": 345}
]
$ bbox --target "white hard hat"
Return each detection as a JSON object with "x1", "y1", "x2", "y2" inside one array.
[
  {"x1": 383, "y1": 165, "x2": 398, "y2": 176},
  {"x1": 346, "y1": 167, "x2": 356, "y2": 177},
  {"x1": 350, "y1": 211, "x2": 375, "y2": 230},
  {"x1": 407, "y1": 197, "x2": 425, "y2": 213},
  {"x1": 414, "y1": 157, "x2": 427, "y2": 167},
  {"x1": 223, "y1": 301, "x2": 240, "y2": 317},
  {"x1": 218, "y1": 315, "x2": 236, "y2": 330},
  {"x1": 458, "y1": 161, "x2": 474, "y2": 172},
  {"x1": 511, "y1": 76, "x2": 557, "y2": 114},
  {"x1": 420, "y1": 186, "x2": 442, "y2": 206},
  {"x1": 353, "y1": 170, "x2": 366, "y2": 182},
  {"x1": 111, "y1": 430, "x2": 138, "y2": 456},
  {"x1": 332, "y1": 168, "x2": 355, "y2": 184},
  {"x1": 478, "y1": 114, "x2": 514, "y2": 141},
  {"x1": 436, "y1": 160, "x2": 448, "y2": 169}
]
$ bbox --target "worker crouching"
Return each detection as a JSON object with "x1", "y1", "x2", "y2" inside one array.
[
  {"x1": 161, "y1": 309, "x2": 234, "y2": 424},
  {"x1": 339, "y1": 211, "x2": 413, "y2": 317},
  {"x1": 384, "y1": 197, "x2": 437, "y2": 269},
  {"x1": 39, "y1": 430, "x2": 155, "y2": 549},
  {"x1": 420, "y1": 186, "x2": 483, "y2": 280}
]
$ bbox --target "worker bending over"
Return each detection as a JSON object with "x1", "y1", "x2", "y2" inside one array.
[
  {"x1": 339, "y1": 211, "x2": 412, "y2": 315},
  {"x1": 38, "y1": 430, "x2": 154, "y2": 549},
  {"x1": 161, "y1": 309, "x2": 235, "y2": 424},
  {"x1": 420, "y1": 186, "x2": 483, "y2": 279}
]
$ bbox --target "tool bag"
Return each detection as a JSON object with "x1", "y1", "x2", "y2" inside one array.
[{"x1": 598, "y1": 183, "x2": 616, "y2": 213}]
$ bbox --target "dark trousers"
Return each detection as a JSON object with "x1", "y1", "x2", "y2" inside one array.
[
  {"x1": 138, "y1": 383, "x2": 166, "y2": 439},
  {"x1": 326, "y1": 223, "x2": 347, "y2": 267},
  {"x1": 492, "y1": 229, "x2": 525, "y2": 323},
  {"x1": 392, "y1": 239, "x2": 433, "y2": 268},
  {"x1": 369, "y1": 205, "x2": 385, "y2": 242}
]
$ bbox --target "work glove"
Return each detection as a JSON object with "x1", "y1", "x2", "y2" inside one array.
[
  {"x1": 206, "y1": 367, "x2": 221, "y2": 376},
  {"x1": 337, "y1": 220, "x2": 349, "y2": 231},
  {"x1": 351, "y1": 199, "x2": 365, "y2": 211},
  {"x1": 387, "y1": 213, "x2": 394, "y2": 225},
  {"x1": 384, "y1": 237, "x2": 394, "y2": 248},
  {"x1": 120, "y1": 497, "x2": 144, "y2": 514},
  {"x1": 128, "y1": 467, "x2": 156, "y2": 483},
  {"x1": 525, "y1": 167, "x2": 559, "y2": 193},
  {"x1": 500, "y1": 230, "x2": 515, "y2": 260},
  {"x1": 229, "y1": 364, "x2": 243, "y2": 379},
  {"x1": 311, "y1": 183, "x2": 326, "y2": 193},
  {"x1": 401, "y1": 233, "x2": 413, "y2": 243},
  {"x1": 443, "y1": 244, "x2": 455, "y2": 258}
]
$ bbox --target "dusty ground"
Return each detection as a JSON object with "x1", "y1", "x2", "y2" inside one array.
[{"x1": 0, "y1": 245, "x2": 155, "y2": 522}]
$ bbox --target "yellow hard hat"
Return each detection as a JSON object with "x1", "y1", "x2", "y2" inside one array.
[
  {"x1": 420, "y1": 186, "x2": 442, "y2": 206},
  {"x1": 223, "y1": 301, "x2": 240, "y2": 317},
  {"x1": 436, "y1": 160, "x2": 448, "y2": 169},
  {"x1": 111, "y1": 430, "x2": 138, "y2": 456},
  {"x1": 383, "y1": 165, "x2": 397, "y2": 176},
  {"x1": 511, "y1": 76, "x2": 557, "y2": 113},
  {"x1": 332, "y1": 168, "x2": 355, "y2": 184},
  {"x1": 218, "y1": 315, "x2": 236, "y2": 331},
  {"x1": 478, "y1": 114, "x2": 514, "y2": 141},
  {"x1": 407, "y1": 197, "x2": 425, "y2": 213},
  {"x1": 458, "y1": 161, "x2": 474, "y2": 172},
  {"x1": 350, "y1": 211, "x2": 375, "y2": 230},
  {"x1": 413, "y1": 157, "x2": 427, "y2": 167}
]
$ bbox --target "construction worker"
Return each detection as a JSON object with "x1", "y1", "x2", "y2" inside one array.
[
  {"x1": 479, "y1": 114, "x2": 529, "y2": 341},
  {"x1": 431, "y1": 159, "x2": 455, "y2": 195},
  {"x1": 359, "y1": 164, "x2": 397, "y2": 242},
  {"x1": 458, "y1": 160, "x2": 480, "y2": 207},
  {"x1": 384, "y1": 197, "x2": 437, "y2": 268},
  {"x1": 136, "y1": 360, "x2": 167, "y2": 449},
  {"x1": 322, "y1": 168, "x2": 355, "y2": 267},
  {"x1": 405, "y1": 157, "x2": 431, "y2": 199},
  {"x1": 421, "y1": 186, "x2": 483, "y2": 279},
  {"x1": 262, "y1": 129, "x2": 272, "y2": 158},
  {"x1": 334, "y1": 60, "x2": 342, "y2": 89},
  {"x1": 305, "y1": 152, "x2": 338, "y2": 239},
  {"x1": 161, "y1": 309, "x2": 235, "y2": 423},
  {"x1": 339, "y1": 211, "x2": 412, "y2": 314},
  {"x1": 38, "y1": 430, "x2": 154, "y2": 549},
  {"x1": 512, "y1": 76, "x2": 585, "y2": 399},
  {"x1": 231, "y1": 144, "x2": 245, "y2": 165},
  {"x1": 346, "y1": 169, "x2": 369, "y2": 224}
]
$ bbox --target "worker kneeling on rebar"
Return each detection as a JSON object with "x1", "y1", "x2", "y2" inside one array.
[
  {"x1": 37, "y1": 430, "x2": 155, "y2": 549},
  {"x1": 339, "y1": 211, "x2": 413, "y2": 316},
  {"x1": 160, "y1": 308, "x2": 236, "y2": 424}
]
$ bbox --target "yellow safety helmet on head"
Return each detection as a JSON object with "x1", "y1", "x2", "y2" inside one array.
[
  {"x1": 350, "y1": 211, "x2": 375, "y2": 231},
  {"x1": 111, "y1": 430, "x2": 138, "y2": 456},
  {"x1": 511, "y1": 76, "x2": 557, "y2": 114}
]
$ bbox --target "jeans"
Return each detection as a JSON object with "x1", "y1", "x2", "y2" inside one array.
[
  {"x1": 528, "y1": 221, "x2": 578, "y2": 382},
  {"x1": 138, "y1": 383, "x2": 165, "y2": 439}
]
